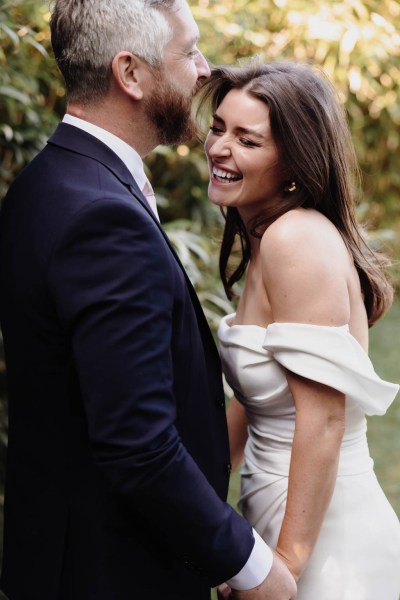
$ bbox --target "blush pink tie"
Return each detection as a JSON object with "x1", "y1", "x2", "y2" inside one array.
[{"x1": 142, "y1": 179, "x2": 160, "y2": 221}]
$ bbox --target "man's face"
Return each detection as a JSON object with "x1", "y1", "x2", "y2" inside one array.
[
  {"x1": 162, "y1": 0, "x2": 210, "y2": 97},
  {"x1": 144, "y1": 0, "x2": 210, "y2": 145}
]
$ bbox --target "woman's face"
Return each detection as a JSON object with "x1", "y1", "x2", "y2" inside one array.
[{"x1": 204, "y1": 88, "x2": 286, "y2": 221}]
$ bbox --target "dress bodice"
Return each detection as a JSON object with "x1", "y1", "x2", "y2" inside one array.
[{"x1": 218, "y1": 314, "x2": 399, "y2": 476}]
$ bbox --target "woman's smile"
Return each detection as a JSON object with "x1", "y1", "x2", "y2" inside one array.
[{"x1": 211, "y1": 165, "x2": 243, "y2": 184}]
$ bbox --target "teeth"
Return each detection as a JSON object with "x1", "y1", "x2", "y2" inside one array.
[{"x1": 213, "y1": 167, "x2": 241, "y2": 181}]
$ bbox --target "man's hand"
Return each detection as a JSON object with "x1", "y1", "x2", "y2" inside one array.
[{"x1": 217, "y1": 551, "x2": 297, "y2": 600}]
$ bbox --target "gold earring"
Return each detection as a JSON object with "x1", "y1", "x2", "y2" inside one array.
[{"x1": 284, "y1": 181, "x2": 297, "y2": 193}]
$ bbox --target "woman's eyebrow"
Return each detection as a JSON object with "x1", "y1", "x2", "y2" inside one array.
[
  {"x1": 236, "y1": 126, "x2": 265, "y2": 141},
  {"x1": 212, "y1": 113, "x2": 225, "y2": 125},
  {"x1": 212, "y1": 113, "x2": 265, "y2": 140}
]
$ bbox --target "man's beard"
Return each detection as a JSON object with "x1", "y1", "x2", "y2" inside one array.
[{"x1": 143, "y1": 71, "x2": 198, "y2": 146}]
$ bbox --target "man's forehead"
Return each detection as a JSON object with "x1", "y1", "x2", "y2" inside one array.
[{"x1": 164, "y1": 1, "x2": 200, "y2": 47}]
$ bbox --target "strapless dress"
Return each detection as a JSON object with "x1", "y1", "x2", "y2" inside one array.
[{"x1": 218, "y1": 315, "x2": 400, "y2": 600}]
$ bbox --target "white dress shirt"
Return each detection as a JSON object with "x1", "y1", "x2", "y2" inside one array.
[{"x1": 61, "y1": 113, "x2": 272, "y2": 590}]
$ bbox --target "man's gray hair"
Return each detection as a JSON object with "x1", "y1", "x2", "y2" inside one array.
[{"x1": 51, "y1": 0, "x2": 176, "y2": 104}]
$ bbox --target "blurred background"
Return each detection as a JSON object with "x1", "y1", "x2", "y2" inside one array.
[{"x1": 0, "y1": 0, "x2": 399, "y2": 572}]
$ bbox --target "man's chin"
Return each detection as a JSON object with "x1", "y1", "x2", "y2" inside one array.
[
  {"x1": 157, "y1": 119, "x2": 197, "y2": 146},
  {"x1": 157, "y1": 132, "x2": 195, "y2": 146}
]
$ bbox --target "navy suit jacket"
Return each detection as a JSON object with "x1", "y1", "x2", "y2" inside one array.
[{"x1": 0, "y1": 124, "x2": 254, "y2": 600}]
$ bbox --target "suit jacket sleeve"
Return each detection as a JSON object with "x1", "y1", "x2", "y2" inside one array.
[{"x1": 47, "y1": 194, "x2": 255, "y2": 585}]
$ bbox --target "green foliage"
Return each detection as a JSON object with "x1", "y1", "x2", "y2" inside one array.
[
  {"x1": 368, "y1": 299, "x2": 400, "y2": 513},
  {"x1": 0, "y1": 0, "x2": 64, "y2": 198}
]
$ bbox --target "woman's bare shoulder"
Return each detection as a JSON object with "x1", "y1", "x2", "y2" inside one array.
[
  {"x1": 262, "y1": 208, "x2": 342, "y2": 250},
  {"x1": 259, "y1": 208, "x2": 351, "y2": 324}
]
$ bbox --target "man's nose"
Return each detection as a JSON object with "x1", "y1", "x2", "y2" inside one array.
[{"x1": 196, "y1": 51, "x2": 211, "y2": 79}]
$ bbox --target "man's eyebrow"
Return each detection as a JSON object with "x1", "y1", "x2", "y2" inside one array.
[
  {"x1": 212, "y1": 113, "x2": 265, "y2": 140},
  {"x1": 186, "y1": 33, "x2": 200, "y2": 49}
]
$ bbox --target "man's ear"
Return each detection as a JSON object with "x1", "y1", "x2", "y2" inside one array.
[{"x1": 111, "y1": 52, "x2": 145, "y2": 100}]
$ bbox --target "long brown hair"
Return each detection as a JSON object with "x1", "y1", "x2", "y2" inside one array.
[{"x1": 197, "y1": 61, "x2": 393, "y2": 326}]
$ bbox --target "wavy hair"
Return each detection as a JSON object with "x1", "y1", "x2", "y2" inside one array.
[
  {"x1": 197, "y1": 61, "x2": 393, "y2": 326},
  {"x1": 51, "y1": 0, "x2": 176, "y2": 104}
]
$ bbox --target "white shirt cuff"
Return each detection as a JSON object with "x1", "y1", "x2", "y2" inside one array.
[{"x1": 226, "y1": 529, "x2": 273, "y2": 591}]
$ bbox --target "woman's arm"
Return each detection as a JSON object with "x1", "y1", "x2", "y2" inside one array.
[
  {"x1": 260, "y1": 209, "x2": 350, "y2": 579},
  {"x1": 276, "y1": 373, "x2": 345, "y2": 579},
  {"x1": 227, "y1": 396, "x2": 249, "y2": 472}
]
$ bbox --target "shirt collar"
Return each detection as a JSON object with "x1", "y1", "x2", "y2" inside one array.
[{"x1": 62, "y1": 114, "x2": 148, "y2": 191}]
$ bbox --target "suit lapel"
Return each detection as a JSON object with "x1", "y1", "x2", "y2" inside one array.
[{"x1": 125, "y1": 180, "x2": 219, "y2": 358}]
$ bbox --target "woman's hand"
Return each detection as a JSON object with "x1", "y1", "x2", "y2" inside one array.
[{"x1": 217, "y1": 582, "x2": 233, "y2": 599}]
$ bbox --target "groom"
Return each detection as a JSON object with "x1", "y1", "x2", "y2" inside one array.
[{"x1": 0, "y1": 1, "x2": 296, "y2": 599}]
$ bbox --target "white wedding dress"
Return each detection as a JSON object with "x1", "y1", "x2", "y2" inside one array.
[{"x1": 218, "y1": 315, "x2": 400, "y2": 600}]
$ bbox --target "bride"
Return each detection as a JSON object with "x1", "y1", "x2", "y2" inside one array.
[{"x1": 198, "y1": 61, "x2": 400, "y2": 599}]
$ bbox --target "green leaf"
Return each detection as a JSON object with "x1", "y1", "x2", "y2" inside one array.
[
  {"x1": 25, "y1": 36, "x2": 48, "y2": 57},
  {"x1": 0, "y1": 23, "x2": 19, "y2": 47},
  {"x1": 0, "y1": 85, "x2": 31, "y2": 105}
]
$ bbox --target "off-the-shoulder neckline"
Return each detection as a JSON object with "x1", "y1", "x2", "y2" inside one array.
[{"x1": 225, "y1": 313, "x2": 349, "y2": 331}]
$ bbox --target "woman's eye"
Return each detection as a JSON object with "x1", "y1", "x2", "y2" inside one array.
[
  {"x1": 210, "y1": 125, "x2": 223, "y2": 134},
  {"x1": 239, "y1": 138, "x2": 256, "y2": 147}
]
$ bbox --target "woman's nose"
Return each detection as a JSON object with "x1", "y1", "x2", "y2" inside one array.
[{"x1": 207, "y1": 134, "x2": 232, "y2": 158}]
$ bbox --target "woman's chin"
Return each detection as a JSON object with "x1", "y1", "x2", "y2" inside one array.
[
  {"x1": 208, "y1": 187, "x2": 232, "y2": 208},
  {"x1": 209, "y1": 194, "x2": 230, "y2": 208}
]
